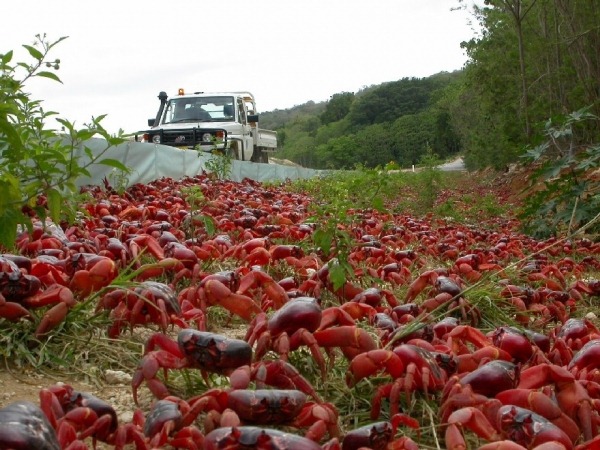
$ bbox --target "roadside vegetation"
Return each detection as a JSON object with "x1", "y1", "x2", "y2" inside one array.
[
  {"x1": 0, "y1": 34, "x2": 128, "y2": 248},
  {"x1": 0, "y1": 3, "x2": 599, "y2": 447},
  {"x1": 262, "y1": 1, "x2": 600, "y2": 175}
]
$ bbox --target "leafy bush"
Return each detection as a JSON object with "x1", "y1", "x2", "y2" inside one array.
[
  {"x1": 0, "y1": 34, "x2": 128, "y2": 248},
  {"x1": 519, "y1": 108, "x2": 600, "y2": 238},
  {"x1": 203, "y1": 151, "x2": 232, "y2": 180}
]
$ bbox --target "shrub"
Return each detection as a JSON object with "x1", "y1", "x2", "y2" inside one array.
[
  {"x1": 519, "y1": 108, "x2": 600, "y2": 238},
  {"x1": 0, "y1": 34, "x2": 128, "y2": 248}
]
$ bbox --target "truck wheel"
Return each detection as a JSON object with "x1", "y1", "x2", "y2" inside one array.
[
  {"x1": 251, "y1": 147, "x2": 261, "y2": 163},
  {"x1": 252, "y1": 147, "x2": 269, "y2": 163},
  {"x1": 260, "y1": 150, "x2": 269, "y2": 164}
]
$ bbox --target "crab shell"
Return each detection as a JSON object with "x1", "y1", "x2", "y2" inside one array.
[
  {"x1": 0, "y1": 401, "x2": 60, "y2": 450},
  {"x1": 205, "y1": 426, "x2": 322, "y2": 449}
]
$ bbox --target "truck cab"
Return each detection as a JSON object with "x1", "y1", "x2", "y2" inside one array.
[{"x1": 137, "y1": 90, "x2": 277, "y2": 163}]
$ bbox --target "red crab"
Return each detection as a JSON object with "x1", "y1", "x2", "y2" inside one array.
[
  {"x1": 346, "y1": 345, "x2": 452, "y2": 419},
  {"x1": 404, "y1": 269, "x2": 458, "y2": 303},
  {"x1": 66, "y1": 253, "x2": 118, "y2": 296},
  {"x1": 146, "y1": 387, "x2": 339, "y2": 443},
  {"x1": 0, "y1": 400, "x2": 61, "y2": 450},
  {"x1": 494, "y1": 388, "x2": 581, "y2": 443},
  {"x1": 179, "y1": 275, "x2": 262, "y2": 323},
  {"x1": 39, "y1": 383, "x2": 146, "y2": 449},
  {"x1": 139, "y1": 396, "x2": 210, "y2": 449},
  {"x1": 204, "y1": 426, "x2": 324, "y2": 450},
  {"x1": 97, "y1": 281, "x2": 185, "y2": 338},
  {"x1": 488, "y1": 326, "x2": 543, "y2": 363},
  {"x1": 443, "y1": 325, "x2": 513, "y2": 373},
  {"x1": 229, "y1": 359, "x2": 323, "y2": 403},
  {"x1": 240, "y1": 292, "x2": 380, "y2": 367},
  {"x1": 555, "y1": 318, "x2": 600, "y2": 351},
  {"x1": 441, "y1": 360, "x2": 520, "y2": 422},
  {"x1": 445, "y1": 405, "x2": 573, "y2": 450},
  {"x1": 215, "y1": 388, "x2": 339, "y2": 441},
  {"x1": 518, "y1": 363, "x2": 600, "y2": 442},
  {"x1": 341, "y1": 413, "x2": 420, "y2": 450},
  {"x1": 16, "y1": 225, "x2": 66, "y2": 256},
  {"x1": 245, "y1": 297, "x2": 327, "y2": 377},
  {"x1": 568, "y1": 339, "x2": 600, "y2": 381},
  {"x1": 0, "y1": 270, "x2": 76, "y2": 339},
  {"x1": 236, "y1": 268, "x2": 290, "y2": 311},
  {"x1": 132, "y1": 329, "x2": 253, "y2": 403}
]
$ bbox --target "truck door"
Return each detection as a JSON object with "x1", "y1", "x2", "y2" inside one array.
[{"x1": 238, "y1": 97, "x2": 254, "y2": 160}]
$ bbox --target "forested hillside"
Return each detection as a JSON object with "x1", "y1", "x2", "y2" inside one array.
[{"x1": 262, "y1": 0, "x2": 600, "y2": 172}]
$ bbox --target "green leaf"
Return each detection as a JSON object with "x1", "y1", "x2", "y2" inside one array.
[
  {"x1": 520, "y1": 143, "x2": 547, "y2": 161},
  {"x1": 56, "y1": 118, "x2": 75, "y2": 133},
  {"x1": 106, "y1": 135, "x2": 127, "y2": 146},
  {"x1": 0, "y1": 116, "x2": 24, "y2": 152},
  {"x1": 46, "y1": 36, "x2": 69, "y2": 49},
  {"x1": 200, "y1": 215, "x2": 216, "y2": 236},
  {"x1": 371, "y1": 196, "x2": 384, "y2": 211},
  {"x1": 0, "y1": 208, "x2": 20, "y2": 249},
  {"x1": 1, "y1": 50, "x2": 13, "y2": 64},
  {"x1": 97, "y1": 158, "x2": 130, "y2": 172},
  {"x1": 329, "y1": 263, "x2": 347, "y2": 291},
  {"x1": 36, "y1": 71, "x2": 62, "y2": 83},
  {"x1": 312, "y1": 228, "x2": 333, "y2": 255},
  {"x1": 77, "y1": 129, "x2": 96, "y2": 141},
  {"x1": 22, "y1": 44, "x2": 43, "y2": 61},
  {"x1": 46, "y1": 188, "x2": 62, "y2": 223}
]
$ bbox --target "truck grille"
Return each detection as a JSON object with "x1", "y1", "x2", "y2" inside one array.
[{"x1": 150, "y1": 128, "x2": 227, "y2": 147}]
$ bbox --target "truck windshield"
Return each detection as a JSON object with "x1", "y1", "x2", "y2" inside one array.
[{"x1": 164, "y1": 96, "x2": 235, "y2": 123}]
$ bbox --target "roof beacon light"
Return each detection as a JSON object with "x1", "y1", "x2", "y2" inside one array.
[{"x1": 178, "y1": 88, "x2": 185, "y2": 95}]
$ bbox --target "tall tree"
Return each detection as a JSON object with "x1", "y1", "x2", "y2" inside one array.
[
  {"x1": 485, "y1": 0, "x2": 538, "y2": 139},
  {"x1": 553, "y1": 0, "x2": 600, "y2": 117}
]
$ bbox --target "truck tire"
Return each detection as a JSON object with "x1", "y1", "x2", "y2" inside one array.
[
  {"x1": 251, "y1": 147, "x2": 269, "y2": 164},
  {"x1": 260, "y1": 150, "x2": 269, "y2": 164},
  {"x1": 251, "y1": 147, "x2": 264, "y2": 163}
]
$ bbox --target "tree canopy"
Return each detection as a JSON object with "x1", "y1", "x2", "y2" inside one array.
[{"x1": 263, "y1": 0, "x2": 599, "y2": 172}]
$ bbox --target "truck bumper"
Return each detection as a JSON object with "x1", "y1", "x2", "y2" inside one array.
[{"x1": 137, "y1": 127, "x2": 228, "y2": 150}]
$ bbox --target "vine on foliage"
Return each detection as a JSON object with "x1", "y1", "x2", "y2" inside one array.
[
  {"x1": 519, "y1": 107, "x2": 600, "y2": 238},
  {"x1": 0, "y1": 34, "x2": 129, "y2": 248}
]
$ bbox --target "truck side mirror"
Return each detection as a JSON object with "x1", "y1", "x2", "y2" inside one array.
[
  {"x1": 148, "y1": 118, "x2": 156, "y2": 127},
  {"x1": 247, "y1": 114, "x2": 259, "y2": 123}
]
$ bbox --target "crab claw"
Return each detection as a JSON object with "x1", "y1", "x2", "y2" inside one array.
[
  {"x1": 314, "y1": 325, "x2": 378, "y2": 360},
  {"x1": 346, "y1": 350, "x2": 405, "y2": 387},
  {"x1": 28, "y1": 285, "x2": 76, "y2": 339},
  {"x1": 200, "y1": 279, "x2": 262, "y2": 322}
]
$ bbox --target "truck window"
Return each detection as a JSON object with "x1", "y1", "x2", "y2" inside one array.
[
  {"x1": 237, "y1": 98, "x2": 246, "y2": 124},
  {"x1": 223, "y1": 103, "x2": 234, "y2": 118},
  {"x1": 164, "y1": 96, "x2": 236, "y2": 123}
]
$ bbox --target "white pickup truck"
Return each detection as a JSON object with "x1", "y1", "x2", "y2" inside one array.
[{"x1": 137, "y1": 90, "x2": 277, "y2": 163}]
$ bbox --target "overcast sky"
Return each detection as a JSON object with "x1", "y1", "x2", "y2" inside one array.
[{"x1": 2, "y1": 0, "x2": 479, "y2": 135}]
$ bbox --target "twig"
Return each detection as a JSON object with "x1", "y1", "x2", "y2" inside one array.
[{"x1": 567, "y1": 197, "x2": 579, "y2": 235}]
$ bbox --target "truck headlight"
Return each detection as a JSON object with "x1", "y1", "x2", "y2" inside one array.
[
  {"x1": 152, "y1": 135, "x2": 161, "y2": 144},
  {"x1": 202, "y1": 133, "x2": 212, "y2": 142}
]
